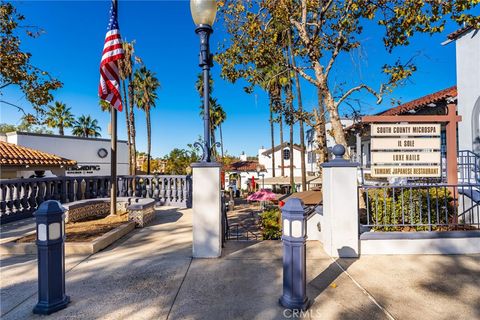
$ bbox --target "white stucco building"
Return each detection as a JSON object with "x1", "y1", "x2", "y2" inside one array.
[
  {"x1": 446, "y1": 26, "x2": 480, "y2": 153},
  {"x1": 1, "y1": 132, "x2": 129, "y2": 177}
]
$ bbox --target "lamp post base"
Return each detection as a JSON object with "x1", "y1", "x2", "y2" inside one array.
[
  {"x1": 33, "y1": 295, "x2": 70, "y2": 315},
  {"x1": 279, "y1": 295, "x2": 311, "y2": 311}
]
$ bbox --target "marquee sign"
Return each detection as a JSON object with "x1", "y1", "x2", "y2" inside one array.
[{"x1": 370, "y1": 123, "x2": 441, "y2": 178}]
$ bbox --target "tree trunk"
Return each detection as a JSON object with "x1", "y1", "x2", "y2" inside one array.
[
  {"x1": 288, "y1": 30, "x2": 306, "y2": 191},
  {"x1": 128, "y1": 80, "x2": 137, "y2": 177},
  {"x1": 122, "y1": 79, "x2": 132, "y2": 174},
  {"x1": 146, "y1": 107, "x2": 151, "y2": 175},
  {"x1": 59, "y1": 125, "x2": 64, "y2": 136},
  {"x1": 219, "y1": 123, "x2": 224, "y2": 160},
  {"x1": 279, "y1": 114, "x2": 285, "y2": 177},
  {"x1": 315, "y1": 87, "x2": 328, "y2": 166},
  {"x1": 285, "y1": 47, "x2": 295, "y2": 192},
  {"x1": 269, "y1": 94, "x2": 275, "y2": 178},
  {"x1": 211, "y1": 124, "x2": 217, "y2": 160}
]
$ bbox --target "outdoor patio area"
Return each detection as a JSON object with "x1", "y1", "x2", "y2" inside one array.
[{"x1": 1, "y1": 207, "x2": 479, "y2": 320}]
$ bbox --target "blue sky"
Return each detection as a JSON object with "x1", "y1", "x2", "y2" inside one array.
[{"x1": 0, "y1": 1, "x2": 465, "y2": 157}]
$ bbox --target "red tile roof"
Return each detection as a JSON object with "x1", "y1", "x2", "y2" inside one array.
[
  {"x1": 224, "y1": 160, "x2": 265, "y2": 172},
  {"x1": 379, "y1": 86, "x2": 457, "y2": 116},
  {"x1": 0, "y1": 141, "x2": 77, "y2": 167},
  {"x1": 447, "y1": 26, "x2": 475, "y2": 40}
]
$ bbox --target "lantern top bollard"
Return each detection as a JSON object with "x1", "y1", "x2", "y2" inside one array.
[
  {"x1": 35, "y1": 200, "x2": 65, "y2": 217},
  {"x1": 282, "y1": 198, "x2": 305, "y2": 214}
]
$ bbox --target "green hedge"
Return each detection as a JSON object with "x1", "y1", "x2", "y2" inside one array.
[
  {"x1": 259, "y1": 208, "x2": 282, "y2": 240},
  {"x1": 365, "y1": 187, "x2": 454, "y2": 231}
]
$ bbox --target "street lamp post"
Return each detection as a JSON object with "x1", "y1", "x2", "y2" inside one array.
[
  {"x1": 191, "y1": 0, "x2": 217, "y2": 162},
  {"x1": 256, "y1": 164, "x2": 265, "y2": 190}
]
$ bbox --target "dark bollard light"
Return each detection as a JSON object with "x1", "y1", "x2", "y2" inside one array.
[
  {"x1": 279, "y1": 198, "x2": 311, "y2": 311},
  {"x1": 33, "y1": 200, "x2": 70, "y2": 315}
]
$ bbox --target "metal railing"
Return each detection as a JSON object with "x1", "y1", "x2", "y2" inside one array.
[
  {"x1": 458, "y1": 150, "x2": 480, "y2": 184},
  {"x1": 359, "y1": 184, "x2": 480, "y2": 232},
  {"x1": 225, "y1": 224, "x2": 259, "y2": 241},
  {"x1": 0, "y1": 175, "x2": 192, "y2": 223}
]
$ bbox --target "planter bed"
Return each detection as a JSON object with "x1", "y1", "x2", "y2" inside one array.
[{"x1": 0, "y1": 213, "x2": 135, "y2": 255}]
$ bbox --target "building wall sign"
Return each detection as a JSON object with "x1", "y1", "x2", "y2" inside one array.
[
  {"x1": 370, "y1": 123, "x2": 441, "y2": 178},
  {"x1": 371, "y1": 124, "x2": 441, "y2": 136},
  {"x1": 66, "y1": 165, "x2": 101, "y2": 175}
]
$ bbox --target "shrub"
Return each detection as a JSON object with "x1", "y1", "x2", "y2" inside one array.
[
  {"x1": 364, "y1": 187, "x2": 454, "y2": 231},
  {"x1": 259, "y1": 208, "x2": 282, "y2": 240}
]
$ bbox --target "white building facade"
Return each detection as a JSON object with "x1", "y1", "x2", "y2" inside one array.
[
  {"x1": 1, "y1": 132, "x2": 129, "y2": 177},
  {"x1": 258, "y1": 143, "x2": 307, "y2": 179},
  {"x1": 451, "y1": 27, "x2": 480, "y2": 153}
]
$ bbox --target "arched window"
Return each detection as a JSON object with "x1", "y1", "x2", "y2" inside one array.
[
  {"x1": 283, "y1": 149, "x2": 290, "y2": 160},
  {"x1": 473, "y1": 97, "x2": 480, "y2": 153}
]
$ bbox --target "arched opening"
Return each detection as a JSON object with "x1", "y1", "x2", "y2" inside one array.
[{"x1": 473, "y1": 97, "x2": 480, "y2": 153}]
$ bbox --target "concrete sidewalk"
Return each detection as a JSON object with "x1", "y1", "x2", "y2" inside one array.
[{"x1": 1, "y1": 207, "x2": 479, "y2": 319}]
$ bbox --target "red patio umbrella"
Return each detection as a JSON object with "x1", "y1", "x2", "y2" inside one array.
[{"x1": 251, "y1": 175, "x2": 255, "y2": 189}]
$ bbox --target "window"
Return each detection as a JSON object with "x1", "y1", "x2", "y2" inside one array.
[
  {"x1": 283, "y1": 149, "x2": 290, "y2": 160},
  {"x1": 307, "y1": 151, "x2": 316, "y2": 164}
]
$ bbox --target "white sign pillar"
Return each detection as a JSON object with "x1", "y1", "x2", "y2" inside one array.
[
  {"x1": 191, "y1": 162, "x2": 222, "y2": 258},
  {"x1": 321, "y1": 145, "x2": 359, "y2": 258}
]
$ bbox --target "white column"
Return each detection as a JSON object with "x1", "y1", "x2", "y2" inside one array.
[
  {"x1": 321, "y1": 146, "x2": 359, "y2": 258},
  {"x1": 191, "y1": 163, "x2": 222, "y2": 258}
]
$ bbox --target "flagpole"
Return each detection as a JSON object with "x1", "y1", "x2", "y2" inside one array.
[
  {"x1": 110, "y1": 0, "x2": 118, "y2": 216},
  {"x1": 111, "y1": 107, "x2": 117, "y2": 215}
]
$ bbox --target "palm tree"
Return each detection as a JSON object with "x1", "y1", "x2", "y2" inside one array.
[
  {"x1": 118, "y1": 41, "x2": 135, "y2": 175},
  {"x1": 210, "y1": 99, "x2": 226, "y2": 159},
  {"x1": 44, "y1": 102, "x2": 75, "y2": 135},
  {"x1": 99, "y1": 100, "x2": 111, "y2": 112},
  {"x1": 133, "y1": 66, "x2": 160, "y2": 175},
  {"x1": 258, "y1": 63, "x2": 287, "y2": 178},
  {"x1": 72, "y1": 115, "x2": 101, "y2": 138}
]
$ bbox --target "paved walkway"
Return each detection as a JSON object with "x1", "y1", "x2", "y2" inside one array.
[{"x1": 1, "y1": 207, "x2": 479, "y2": 319}]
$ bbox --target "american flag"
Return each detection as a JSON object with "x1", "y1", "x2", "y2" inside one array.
[{"x1": 99, "y1": 0, "x2": 124, "y2": 111}]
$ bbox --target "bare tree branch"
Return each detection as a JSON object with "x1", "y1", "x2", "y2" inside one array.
[
  {"x1": 325, "y1": 30, "x2": 343, "y2": 77},
  {"x1": 0, "y1": 100, "x2": 28, "y2": 115},
  {"x1": 335, "y1": 84, "x2": 383, "y2": 108}
]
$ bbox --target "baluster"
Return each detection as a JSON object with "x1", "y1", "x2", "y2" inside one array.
[
  {"x1": 129, "y1": 177, "x2": 134, "y2": 197},
  {"x1": 73, "y1": 178, "x2": 82, "y2": 201},
  {"x1": 167, "y1": 178, "x2": 172, "y2": 202},
  {"x1": 83, "y1": 178, "x2": 91, "y2": 199},
  {"x1": 67, "y1": 178, "x2": 75, "y2": 202},
  {"x1": 19, "y1": 183, "x2": 28, "y2": 213},
  {"x1": 12, "y1": 183, "x2": 21, "y2": 213},
  {"x1": 44, "y1": 181, "x2": 52, "y2": 201},
  {"x1": 5, "y1": 184, "x2": 13, "y2": 215},
  {"x1": 0, "y1": 184, "x2": 7, "y2": 215},
  {"x1": 119, "y1": 177, "x2": 125, "y2": 197},
  {"x1": 182, "y1": 177, "x2": 187, "y2": 203},
  {"x1": 160, "y1": 178, "x2": 166, "y2": 203},
  {"x1": 171, "y1": 178, "x2": 176, "y2": 203},
  {"x1": 60, "y1": 177, "x2": 67, "y2": 203},
  {"x1": 36, "y1": 181, "x2": 46, "y2": 207},
  {"x1": 52, "y1": 180, "x2": 60, "y2": 201},
  {"x1": 91, "y1": 177, "x2": 97, "y2": 198},
  {"x1": 28, "y1": 182, "x2": 37, "y2": 211},
  {"x1": 98, "y1": 178, "x2": 105, "y2": 198},
  {"x1": 153, "y1": 177, "x2": 160, "y2": 201},
  {"x1": 144, "y1": 178, "x2": 149, "y2": 198},
  {"x1": 134, "y1": 177, "x2": 143, "y2": 197}
]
